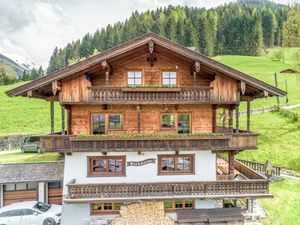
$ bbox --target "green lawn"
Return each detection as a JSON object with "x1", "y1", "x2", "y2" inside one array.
[
  {"x1": 0, "y1": 83, "x2": 62, "y2": 135},
  {"x1": 237, "y1": 111, "x2": 300, "y2": 171},
  {"x1": 0, "y1": 151, "x2": 63, "y2": 163},
  {"x1": 259, "y1": 178, "x2": 300, "y2": 225}
]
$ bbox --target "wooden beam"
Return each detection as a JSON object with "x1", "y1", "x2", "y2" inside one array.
[
  {"x1": 228, "y1": 106, "x2": 233, "y2": 130},
  {"x1": 101, "y1": 60, "x2": 113, "y2": 75},
  {"x1": 50, "y1": 100, "x2": 54, "y2": 134},
  {"x1": 137, "y1": 105, "x2": 141, "y2": 133},
  {"x1": 235, "y1": 104, "x2": 239, "y2": 133},
  {"x1": 52, "y1": 81, "x2": 61, "y2": 96},
  {"x1": 27, "y1": 90, "x2": 32, "y2": 97}
]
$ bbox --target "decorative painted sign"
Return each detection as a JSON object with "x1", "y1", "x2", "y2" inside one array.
[{"x1": 127, "y1": 158, "x2": 156, "y2": 167}]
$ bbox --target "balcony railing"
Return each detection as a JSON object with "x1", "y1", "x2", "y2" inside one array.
[
  {"x1": 41, "y1": 131, "x2": 258, "y2": 153},
  {"x1": 89, "y1": 86, "x2": 215, "y2": 104},
  {"x1": 65, "y1": 179, "x2": 271, "y2": 202}
]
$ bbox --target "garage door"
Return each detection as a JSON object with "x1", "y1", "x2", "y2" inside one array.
[
  {"x1": 3, "y1": 182, "x2": 38, "y2": 206},
  {"x1": 48, "y1": 181, "x2": 63, "y2": 205}
]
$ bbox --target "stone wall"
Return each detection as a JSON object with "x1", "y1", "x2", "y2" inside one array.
[{"x1": 0, "y1": 135, "x2": 29, "y2": 150}]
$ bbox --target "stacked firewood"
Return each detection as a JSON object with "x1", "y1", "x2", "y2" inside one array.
[{"x1": 110, "y1": 202, "x2": 174, "y2": 225}]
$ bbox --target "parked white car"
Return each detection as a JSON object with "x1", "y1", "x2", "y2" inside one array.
[{"x1": 0, "y1": 201, "x2": 61, "y2": 225}]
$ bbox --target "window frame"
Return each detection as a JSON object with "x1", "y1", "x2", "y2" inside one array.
[
  {"x1": 160, "y1": 113, "x2": 175, "y2": 130},
  {"x1": 127, "y1": 71, "x2": 142, "y2": 87},
  {"x1": 158, "y1": 154, "x2": 195, "y2": 175},
  {"x1": 87, "y1": 156, "x2": 126, "y2": 177},
  {"x1": 4, "y1": 182, "x2": 38, "y2": 192},
  {"x1": 91, "y1": 202, "x2": 123, "y2": 215},
  {"x1": 164, "y1": 200, "x2": 194, "y2": 211},
  {"x1": 177, "y1": 113, "x2": 191, "y2": 134},
  {"x1": 162, "y1": 71, "x2": 177, "y2": 87},
  {"x1": 108, "y1": 114, "x2": 123, "y2": 130},
  {"x1": 91, "y1": 114, "x2": 106, "y2": 135}
]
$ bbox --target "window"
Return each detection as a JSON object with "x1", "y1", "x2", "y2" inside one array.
[
  {"x1": 88, "y1": 156, "x2": 126, "y2": 176},
  {"x1": 48, "y1": 181, "x2": 63, "y2": 189},
  {"x1": 27, "y1": 182, "x2": 37, "y2": 190},
  {"x1": 161, "y1": 114, "x2": 175, "y2": 129},
  {"x1": 4, "y1": 182, "x2": 38, "y2": 192},
  {"x1": 162, "y1": 72, "x2": 176, "y2": 86},
  {"x1": 23, "y1": 209, "x2": 38, "y2": 216},
  {"x1": 164, "y1": 201, "x2": 194, "y2": 210},
  {"x1": 109, "y1": 114, "x2": 122, "y2": 129},
  {"x1": 33, "y1": 202, "x2": 51, "y2": 213},
  {"x1": 158, "y1": 155, "x2": 194, "y2": 175},
  {"x1": 127, "y1": 71, "x2": 142, "y2": 86},
  {"x1": 91, "y1": 202, "x2": 122, "y2": 214},
  {"x1": 92, "y1": 114, "x2": 105, "y2": 134},
  {"x1": 178, "y1": 114, "x2": 190, "y2": 134}
]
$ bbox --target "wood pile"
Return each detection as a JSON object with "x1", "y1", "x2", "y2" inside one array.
[{"x1": 110, "y1": 202, "x2": 174, "y2": 225}]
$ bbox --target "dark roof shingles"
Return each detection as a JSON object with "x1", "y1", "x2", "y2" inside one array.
[{"x1": 0, "y1": 161, "x2": 64, "y2": 184}]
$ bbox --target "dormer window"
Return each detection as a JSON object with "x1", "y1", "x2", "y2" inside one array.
[
  {"x1": 127, "y1": 71, "x2": 142, "y2": 86},
  {"x1": 162, "y1": 72, "x2": 176, "y2": 86}
]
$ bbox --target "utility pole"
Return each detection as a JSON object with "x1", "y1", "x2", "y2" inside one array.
[{"x1": 274, "y1": 73, "x2": 280, "y2": 107}]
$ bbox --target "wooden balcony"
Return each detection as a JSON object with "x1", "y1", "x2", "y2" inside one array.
[
  {"x1": 41, "y1": 131, "x2": 258, "y2": 153},
  {"x1": 65, "y1": 179, "x2": 271, "y2": 203},
  {"x1": 87, "y1": 86, "x2": 219, "y2": 104}
]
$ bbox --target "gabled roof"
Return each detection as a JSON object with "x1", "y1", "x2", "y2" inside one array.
[
  {"x1": 0, "y1": 161, "x2": 64, "y2": 184},
  {"x1": 6, "y1": 32, "x2": 286, "y2": 98}
]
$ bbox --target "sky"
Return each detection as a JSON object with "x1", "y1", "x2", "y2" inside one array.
[{"x1": 0, "y1": 0, "x2": 299, "y2": 67}]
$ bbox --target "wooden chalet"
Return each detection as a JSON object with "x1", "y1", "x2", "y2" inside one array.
[{"x1": 7, "y1": 33, "x2": 285, "y2": 225}]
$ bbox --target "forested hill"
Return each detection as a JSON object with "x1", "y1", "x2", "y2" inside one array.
[{"x1": 47, "y1": 1, "x2": 299, "y2": 74}]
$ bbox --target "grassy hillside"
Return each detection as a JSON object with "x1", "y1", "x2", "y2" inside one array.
[
  {"x1": 259, "y1": 178, "x2": 300, "y2": 225},
  {"x1": 214, "y1": 48, "x2": 300, "y2": 109},
  {"x1": 0, "y1": 83, "x2": 62, "y2": 135},
  {"x1": 238, "y1": 111, "x2": 300, "y2": 171}
]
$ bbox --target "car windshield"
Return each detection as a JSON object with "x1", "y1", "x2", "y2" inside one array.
[{"x1": 33, "y1": 202, "x2": 51, "y2": 212}]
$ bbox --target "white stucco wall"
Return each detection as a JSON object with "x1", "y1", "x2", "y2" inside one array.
[
  {"x1": 62, "y1": 204, "x2": 90, "y2": 225},
  {"x1": 63, "y1": 151, "x2": 216, "y2": 195},
  {"x1": 38, "y1": 181, "x2": 45, "y2": 203}
]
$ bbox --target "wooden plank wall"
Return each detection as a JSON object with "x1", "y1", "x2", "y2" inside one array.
[
  {"x1": 3, "y1": 190, "x2": 37, "y2": 206},
  {"x1": 70, "y1": 105, "x2": 213, "y2": 135},
  {"x1": 210, "y1": 75, "x2": 237, "y2": 102},
  {"x1": 91, "y1": 52, "x2": 212, "y2": 88},
  {"x1": 61, "y1": 75, "x2": 91, "y2": 103}
]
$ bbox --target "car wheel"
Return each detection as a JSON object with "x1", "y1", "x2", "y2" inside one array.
[{"x1": 43, "y1": 217, "x2": 56, "y2": 225}]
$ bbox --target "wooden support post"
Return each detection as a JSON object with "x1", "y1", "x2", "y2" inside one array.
[
  {"x1": 247, "y1": 99, "x2": 251, "y2": 132},
  {"x1": 228, "y1": 151, "x2": 235, "y2": 176},
  {"x1": 50, "y1": 100, "x2": 54, "y2": 134},
  {"x1": 105, "y1": 71, "x2": 110, "y2": 87},
  {"x1": 67, "y1": 108, "x2": 71, "y2": 135},
  {"x1": 212, "y1": 105, "x2": 216, "y2": 133},
  {"x1": 193, "y1": 72, "x2": 197, "y2": 87},
  {"x1": 228, "y1": 106, "x2": 233, "y2": 130},
  {"x1": 137, "y1": 105, "x2": 141, "y2": 133},
  {"x1": 235, "y1": 104, "x2": 239, "y2": 133},
  {"x1": 61, "y1": 105, "x2": 65, "y2": 135}
]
